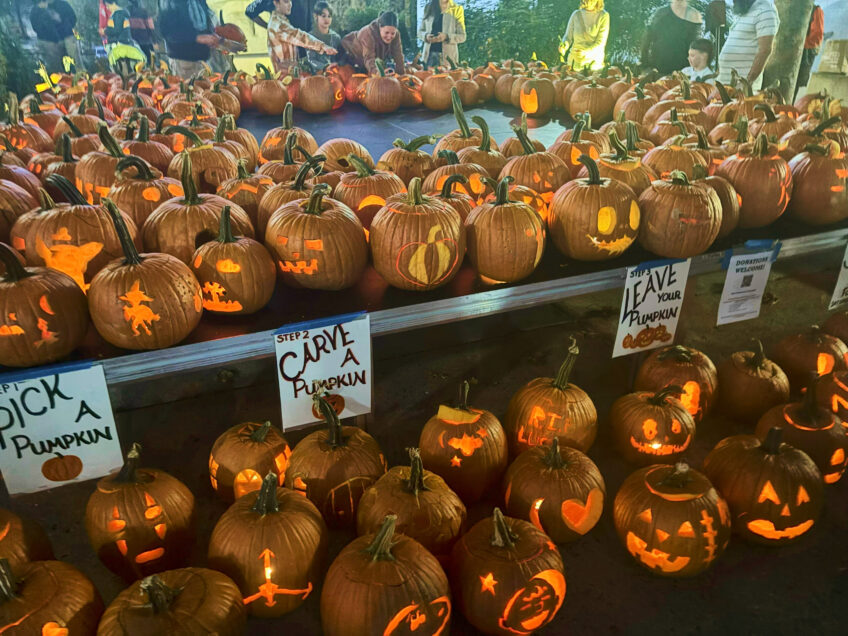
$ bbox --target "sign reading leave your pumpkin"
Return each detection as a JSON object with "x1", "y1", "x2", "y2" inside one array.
[
  {"x1": 0, "y1": 362, "x2": 122, "y2": 495},
  {"x1": 613, "y1": 259, "x2": 691, "y2": 358},
  {"x1": 274, "y1": 312, "x2": 372, "y2": 430}
]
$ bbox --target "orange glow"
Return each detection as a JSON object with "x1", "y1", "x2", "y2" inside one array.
[
  {"x1": 142, "y1": 187, "x2": 162, "y2": 202},
  {"x1": 832, "y1": 186, "x2": 845, "y2": 193},
  {"x1": 134, "y1": 547, "x2": 165, "y2": 564},
  {"x1": 41, "y1": 622, "x2": 68, "y2": 636},
  {"x1": 357, "y1": 195, "x2": 387, "y2": 210},
  {"x1": 447, "y1": 433, "x2": 484, "y2": 457},
  {"x1": 35, "y1": 236, "x2": 103, "y2": 292},
  {"x1": 797, "y1": 486, "x2": 810, "y2": 505},
  {"x1": 758, "y1": 480, "x2": 780, "y2": 504},
  {"x1": 216, "y1": 259, "x2": 242, "y2": 273},
  {"x1": 817, "y1": 353, "x2": 835, "y2": 376},
  {"x1": 680, "y1": 381, "x2": 701, "y2": 416},
  {"x1": 529, "y1": 497, "x2": 545, "y2": 533},
  {"x1": 167, "y1": 184, "x2": 184, "y2": 197},
  {"x1": 38, "y1": 294, "x2": 55, "y2": 315},
  {"x1": 120, "y1": 280, "x2": 160, "y2": 335},
  {"x1": 243, "y1": 548, "x2": 313, "y2": 607},
  {"x1": 520, "y1": 89, "x2": 539, "y2": 114},
  {"x1": 747, "y1": 519, "x2": 814, "y2": 540},
  {"x1": 154, "y1": 523, "x2": 167, "y2": 538},
  {"x1": 560, "y1": 488, "x2": 603, "y2": 534},
  {"x1": 832, "y1": 448, "x2": 845, "y2": 465},
  {"x1": 234, "y1": 468, "x2": 263, "y2": 498},
  {"x1": 638, "y1": 509, "x2": 652, "y2": 523},
  {"x1": 480, "y1": 572, "x2": 498, "y2": 595},
  {"x1": 116, "y1": 539, "x2": 128, "y2": 555},
  {"x1": 677, "y1": 521, "x2": 695, "y2": 538},
  {"x1": 304, "y1": 239, "x2": 324, "y2": 250},
  {"x1": 450, "y1": 455, "x2": 462, "y2": 467}
]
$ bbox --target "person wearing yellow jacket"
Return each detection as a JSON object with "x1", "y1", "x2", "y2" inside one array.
[
  {"x1": 418, "y1": 0, "x2": 466, "y2": 68},
  {"x1": 559, "y1": 0, "x2": 610, "y2": 71}
]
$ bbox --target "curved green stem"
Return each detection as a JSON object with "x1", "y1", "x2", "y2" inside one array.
[
  {"x1": 164, "y1": 125, "x2": 204, "y2": 149},
  {"x1": 571, "y1": 118, "x2": 586, "y2": 144},
  {"x1": 437, "y1": 149, "x2": 460, "y2": 165},
  {"x1": 314, "y1": 392, "x2": 345, "y2": 447},
  {"x1": 282, "y1": 133, "x2": 297, "y2": 165},
  {"x1": 374, "y1": 58, "x2": 387, "y2": 77},
  {"x1": 256, "y1": 63, "x2": 273, "y2": 80},
  {"x1": 304, "y1": 183, "x2": 332, "y2": 215},
  {"x1": 754, "y1": 103, "x2": 778, "y2": 122},
  {"x1": 0, "y1": 243, "x2": 30, "y2": 282},
  {"x1": 292, "y1": 153, "x2": 326, "y2": 190},
  {"x1": 104, "y1": 198, "x2": 143, "y2": 265},
  {"x1": 648, "y1": 384, "x2": 684, "y2": 405},
  {"x1": 513, "y1": 121, "x2": 537, "y2": 156},
  {"x1": 250, "y1": 421, "x2": 273, "y2": 442},
  {"x1": 608, "y1": 129, "x2": 630, "y2": 162},
  {"x1": 393, "y1": 135, "x2": 438, "y2": 152},
  {"x1": 217, "y1": 206, "x2": 236, "y2": 243},
  {"x1": 348, "y1": 153, "x2": 376, "y2": 177},
  {"x1": 281, "y1": 102, "x2": 294, "y2": 130},
  {"x1": 61, "y1": 115, "x2": 84, "y2": 138},
  {"x1": 450, "y1": 87, "x2": 472, "y2": 139},
  {"x1": 115, "y1": 155, "x2": 155, "y2": 180},
  {"x1": 471, "y1": 116, "x2": 492, "y2": 152},
  {"x1": 715, "y1": 81, "x2": 732, "y2": 105},
  {"x1": 440, "y1": 173, "x2": 468, "y2": 198},
  {"x1": 811, "y1": 116, "x2": 841, "y2": 137},
  {"x1": 155, "y1": 112, "x2": 175, "y2": 134},
  {"x1": 553, "y1": 336, "x2": 579, "y2": 390},
  {"x1": 251, "y1": 472, "x2": 280, "y2": 515},
  {"x1": 492, "y1": 175, "x2": 514, "y2": 205},
  {"x1": 578, "y1": 154, "x2": 603, "y2": 185},
  {"x1": 365, "y1": 514, "x2": 397, "y2": 561},
  {"x1": 44, "y1": 174, "x2": 88, "y2": 206},
  {"x1": 751, "y1": 132, "x2": 770, "y2": 158},
  {"x1": 57, "y1": 133, "x2": 76, "y2": 163},
  {"x1": 405, "y1": 177, "x2": 426, "y2": 205}
]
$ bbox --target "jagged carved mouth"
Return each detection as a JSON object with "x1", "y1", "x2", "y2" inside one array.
[
  {"x1": 586, "y1": 234, "x2": 634, "y2": 254},
  {"x1": 629, "y1": 434, "x2": 691, "y2": 455},
  {"x1": 626, "y1": 532, "x2": 690, "y2": 572},
  {"x1": 746, "y1": 519, "x2": 814, "y2": 540},
  {"x1": 278, "y1": 259, "x2": 319, "y2": 275}
]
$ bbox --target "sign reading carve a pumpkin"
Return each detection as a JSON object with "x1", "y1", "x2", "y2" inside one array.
[
  {"x1": 321, "y1": 515, "x2": 452, "y2": 636},
  {"x1": 450, "y1": 509, "x2": 565, "y2": 635},
  {"x1": 504, "y1": 336, "x2": 598, "y2": 457},
  {"x1": 634, "y1": 345, "x2": 718, "y2": 423},
  {"x1": 613, "y1": 463, "x2": 731, "y2": 577},
  {"x1": 704, "y1": 427, "x2": 824, "y2": 545},
  {"x1": 419, "y1": 381, "x2": 509, "y2": 504},
  {"x1": 208, "y1": 473, "x2": 327, "y2": 618}
]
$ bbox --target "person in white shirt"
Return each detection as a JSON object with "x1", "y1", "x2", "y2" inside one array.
[
  {"x1": 717, "y1": 0, "x2": 779, "y2": 90},
  {"x1": 680, "y1": 37, "x2": 716, "y2": 84}
]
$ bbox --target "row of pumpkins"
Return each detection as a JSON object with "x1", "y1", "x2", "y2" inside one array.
[{"x1": 4, "y1": 319, "x2": 848, "y2": 634}]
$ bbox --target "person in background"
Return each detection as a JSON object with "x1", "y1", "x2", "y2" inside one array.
[
  {"x1": 717, "y1": 0, "x2": 779, "y2": 90},
  {"x1": 30, "y1": 0, "x2": 78, "y2": 72},
  {"x1": 680, "y1": 38, "x2": 716, "y2": 84},
  {"x1": 342, "y1": 11, "x2": 406, "y2": 75},
  {"x1": 127, "y1": 0, "x2": 160, "y2": 61},
  {"x1": 247, "y1": 0, "x2": 311, "y2": 32},
  {"x1": 795, "y1": 4, "x2": 823, "y2": 101},
  {"x1": 559, "y1": 0, "x2": 609, "y2": 71},
  {"x1": 306, "y1": 2, "x2": 342, "y2": 72},
  {"x1": 418, "y1": 0, "x2": 466, "y2": 69},
  {"x1": 104, "y1": 1, "x2": 147, "y2": 73},
  {"x1": 268, "y1": 0, "x2": 336, "y2": 75},
  {"x1": 641, "y1": 0, "x2": 703, "y2": 76},
  {"x1": 158, "y1": 0, "x2": 225, "y2": 78}
]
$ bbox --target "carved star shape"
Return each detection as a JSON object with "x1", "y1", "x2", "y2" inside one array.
[
  {"x1": 450, "y1": 455, "x2": 462, "y2": 467},
  {"x1": 480, "y1": 572, "x2": 497, "y2": 595}
]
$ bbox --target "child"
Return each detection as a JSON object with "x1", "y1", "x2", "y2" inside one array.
[
  {"x1": 306, "y1": 2, "x2": 342, "y2": 72},
  {"x1": 680, "y1": 38, "x2": 716, "y2": 84},
  {"x1": 268, "y1": 0, "x2": 337, "y2": 74}
]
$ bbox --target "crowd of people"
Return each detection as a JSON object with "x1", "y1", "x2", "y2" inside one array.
[{"x1": 26, "y1": 0, "x2": 824, "y2": 99}]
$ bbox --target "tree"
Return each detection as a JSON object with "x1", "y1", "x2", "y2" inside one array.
[{"x1": 762, "y1": 0, "x2": 814, "y2": 102}]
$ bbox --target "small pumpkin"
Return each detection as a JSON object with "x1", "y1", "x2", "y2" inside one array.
[
  {"x1": 165, "y1": 126, "x2": 238, "y2": 194},
  {"x1": 499, "y1": 123, "x2": 570, "y2": 205},
  {"x1": 428, "y1": 173, "x2": 476, "y2": 221},
  {"x1": 361, "y1": 59, "x2": 403, "y2": 113},
  {"x1": 583, "y1": 129, "x2": 657, "y2": 195},
  {"x1": 316, "y1": 137, "x2": 374, "y2": 173},
  {"x1": 717, "y1": 340, "x2": 790, "y2": 421},
  {"x1": 433, "y1": 88, "x2": 487, "y2": 159},
  {"x1": 215, "y1": 161, "x2": 274, "y2": 231},
  {"x1": 335, "y1": 154, "x2": 406, "y2": 232},
  {"x1": 251, "y1": 63, "x2": 289, "y2": 116},
  {"x1": 749, "y1": 102, "x2": 798, "y2": 141},
  {"x1": 634, "y1": 345, "x2": 718, "y2": 423},
  {"x1": 0, "y1": 509, "x2": 53, "y2": 575},
  {"x1": 422, "y1": 149, "x2": 491, "y2": 203},
  {"x1": 377, "y1": 135, "x2": 438, "y2": 184},
  {"x1": 73, "y1": 125, "x2": 127, "y2": 204},
  {"x1": 2, "y1": 94, "x2": 52, "y2": 152},
  {"x1": 108, "y1": 155, "x2": 184, "y2": 228},
  {"x1": 257, "y1": 133, "x2": 302, "y2": 184},
  {"x1": 519, "y1": 77, "x2": 556, "y2": 116},
  {"x1": 256, "y1": 153, "x2": 323, "y2": 236},
  {"x1": 502, "y1": 113, "x2": 546, "y2": 158},
  {"x1": 772, "y1": 326, "x2": 848, "y2": 391},
  {"x1": 641, "y1": 135, "x2": 708, "y2": 180},
  {"x1": 118, "y1": 117, "x2": 174, "y2": 173},
  {"x1": 457, "y1": 115, "x2": 507, "y2": 178}
]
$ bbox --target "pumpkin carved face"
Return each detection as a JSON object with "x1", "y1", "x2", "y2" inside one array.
[
  {"x1": 498, "y1": 569, "x2": 566, "y2": 635},
  {"x1": 634, "y1": 345, "x2": 718, "y2": 423}
]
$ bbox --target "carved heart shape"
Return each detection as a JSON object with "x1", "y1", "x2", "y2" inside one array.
[{"x1": 561, "y1": 487, "x2": 604, "y2": 535}]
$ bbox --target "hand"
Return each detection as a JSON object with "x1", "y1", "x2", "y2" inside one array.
[
  {"x1": 323, "y1": 46, "x2": 338, "y2": 56},
  {"x1": 196, "y1": 34, "x2": 221, "y2": 47},
  {"x1": 558, "y1": 42, "x2": 568, "y2": 56},
  {"x1": 436, "y1": 33, "x2": 447, "y2": 42}
]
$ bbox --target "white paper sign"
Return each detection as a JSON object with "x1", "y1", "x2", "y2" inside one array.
[
  {"x1": 613, "y1": 259, "x2": 691, "y2": 358},
  {"x1": 717, "y1": 242, "x2": 780, "y2": 325},
  {"x1": 274, "y1": 312, "x2": 372, "y2": 430},
  {"x1": 829, "y1": 242, "x2": 848, "y2": 310},
  {"x1": 0, "y1": 363, "x2": 122, "y2": 495}
]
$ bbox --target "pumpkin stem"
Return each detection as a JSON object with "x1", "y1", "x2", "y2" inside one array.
[
  {"x1": 608, "y1": 129, "x2": 630, "y2": 161},
  {"x1": 280, "y1": 102, "x2": 294, "y2": 130},
  {"x1": 648, "y1": 385, "x2": 684, "y2": 406},
  {"x1": 754, "y1": 103, "x2": 777, "y2": 123},
  {"x1": 571, "y1": 118, "x2": 586, "y2": 144},
  {"x1": 347, "y1": 153, "x2": 376, "y2": 177},
  {"x1": 513, "y1": 118, "x2": 537, "y2": 156},
  {"x1": 802, "y1": 379, "x2": 820, "y2": 416},
  {"x1": 456, "y1": 380, "x2": 472, "y2": 411},
  {"x1": 251, "y1": 472, "x2": 280, "y2": 515},
  {"x1": 490, "y1": 508, "x2": 518, "y2": 548},
  {"x1": 657, "y1": 345, "x2": 692, "y2": 362},
  {"x1": 471, "y1": 116, "x2": 492, "y2": 152},
  {"x1": 115, "y1": 155, "x2": 155, "y2": 180},
  {"x1": 803, "y1": 144, "x2": 830, "y2": 157},
  {"x1": 60, "y1": 115, "x2": 84, "y2": 138},
  {"x1": 213, "y1": 117, "x2": 229, "y2": 143},
  {"x1": 236, "y1": 158, "x2": 250, "y2": 180},
  {"x1": 280, "y1": 133, "x2": 299, "y2": 165},
  {"x1": 761, "y1": 427, "x2": 784, "y2": 455},
  {"x1": 580, "y1": 111, "x2": 593, "y2": 130},
  {"x1": 104, "y1": 198, "x2": 143, "y2": 265},
  {"x1": 115, "y1": 442, "x2": 142, "y2": 482},
  {"x1": 680, "y1": 78, "x2": 691, "y2": 101},
  {"x1": 164, "y1": 125, "x2": 204, "y2": 149},
  {"x1": 178, "y1": 152, "x2": 201, "y2": 205},
  {"x1": 553, "y1": 336, "x2": 579, "y2": 390},
  {"x1": 405, "y1": 448, "x2": 429, "y2": 495},
  {"x1": 751, "y1": 132, "x2": 770, "y2": 158},
  {"x1": 658, "y1": 462, "x2": 692, "y2": 489},
  {"x1": 439, "y1": 173, "x2": 468, "y2": 199},
  {"x1": 304, "y1": 183, "x2": 332, "y2": 215},
  {"x1": 394, "y1": 135, "x2": 438, "y2": 152},
  {"x1": 155, "y1": 113, "x2": 175, "y2": 134},
  {"x1": 249, "y1": 421, "x2": 273, "y2": 443},
  {"x1": 669, "y1": 107, "x2": 679, "y2": 123},
  {"x1": 404, "y1": 177, "x2": 427, "y2": 205},
  {"x1": 437, "y1": 149, "x2": 459, "y2": 166},
  {"x1": 292, "y1": 153, "x2": 326, "y2": 191},
  {"x1": 44, "y1": 174, "x2": 88, "y2": 206},
  {"x1": 0, "y1": 559, "x2": 18, "y2": 602},
  {"x1": 715, "y1": 81, "x2": 732, "y2": 105},
  {"x1": 315, "y1": 392, "x2": 345, "y2": 446},
  {"x1": 364, "y1": 514, "x2": 398, "y2": 562},
  {"x1": 543, "y1": 438, "x2": 566, "y2": 469},
  {"x1": 738, "y1": 76, "x2": 754, "y2": 98},
  {"x1": 492, "y1": 176, "x2": 514, "y2": 205},
  {"x1": 37, "y1": 188, "x2": 55, "y2": 212},
  {"x1": 746, "y1": 339, "x2": 767, "y2": 369},
  {"x1": 256, "y1": 63, "x2": 273, "y2": 81},
  {"x1": 57, "y1": 133, "x2": 76, "y2": 163},
  {"x1": 811, "y1": 116, "x2": 841, "y2": 137},
  {"x1": 98, "y1": 124, "x2": 124, "y2": 159},
  {"x1": 216, "y1": 206, "x2": 237, "y2": 243},
  {"x1": 694, "y1": 126, "x2": 711, "y2": 151},
  {"x1": 450, "y1": 87, "x2": 472, "y2": 139},
  {"x1": 625, "y1": 121, "x2": 642, "y2": 152},
  {"x1": 0, "y1": 243, "x2": 30, "y2": 282},
  {"x1": 140, "y1": 575, "x2": 181, "y2": 614},
  {"x1": 733, "y1": 117, "x2": 750, "y2": 143},
  {"x1": 634, "y1": 84, "x2": 645, "y2": 100},
  {"x1": 669, "y1": 170, "x2": 690, "y2": 186},
  {"x1": 578, "y1": 154, "x2": 603, "y2": 185}
]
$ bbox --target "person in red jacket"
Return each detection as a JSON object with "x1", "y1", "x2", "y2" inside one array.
[{"x1": 795, "y1": 4, "x2": 824, "y2": 100}]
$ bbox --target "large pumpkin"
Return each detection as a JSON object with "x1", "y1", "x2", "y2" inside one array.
[
  {"x1": 215, "y1": 160, "x2": 274, "y2": 230},
  {"x1": 0, "y1": 509, "x2": 53, "y2": 575},
  {"x1": 717, "y1": 340, "x2": 790, "y2": 421},
  {"x1": 118, "y1": 117, "x2": 174, "y2": 173},
  {"x1": 499, "y1": 124, "x2": 570, "y2": 205},
  {"x1": 316, "y1": 137, "x2": 374, "y2": 173},
  {"x1": 108, "y1": 155, "x2": 184, "y2": 229},
  {"x1": 772, "y1": 326, "x2": 848, "y2": 391},
  {"x1": 251, "y1": 63, "x2": 289, "y2": 116},
  {"x1": 255, "y1": 154, "x2": 322, "y2": 236},
  {"x1": 165, "y1": 126, "x2": 238, "y2": 194},
  {"x1": 361, "y1": 60, "x2": 403, "y2": 113},
  {"x1": 634, "y1": 345, "x2": 718, "y2": 423},
  {"x1": 258, "y1": 102, "x2": 317, "y2": 164},
  {"x1": 335, "y1": 154, "x2": 406, "y2": 232},
  {"x1": 583, "y1": 129, "x2": 657, "y2": 195},
  {"x1": 786, "y1": 144, "x2": 848, "y2": 225},
  {"x1": 428, "y1": 173, "x2": 476, "y2": 221}
]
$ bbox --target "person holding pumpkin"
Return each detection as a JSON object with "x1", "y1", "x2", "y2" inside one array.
[
  {"x1": 341, "y1": 11, "x2": 406, "y2": 75},
  {"x1": 418, "y1": 0, "x2": 466, "y2": 69},
  {"x1": 267, "y1": 0, "x2": 337, "y2": 75},
  {"x1": 641, "y1": 0, "x2": 704, "y2": 76},
  {"x1": 559, "y1": 0, "x2": 610, "y2": 72}
]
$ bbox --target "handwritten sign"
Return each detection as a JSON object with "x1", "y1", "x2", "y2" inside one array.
[
  {"x1": 613, "y1": 259, "x2": 691, "y2": 358},
  {"x1": 0, "y1": 362, "x2": 122, "y2": 495},
  {"x1": 274, "y1": 312, "x2": 372, "y2": 430},
  {"x1": 717, "y1": 241, "x2": 781, "y2": 325},
  {"x1": 829, "y1": 242, "x2": 848, "y2": 310}
]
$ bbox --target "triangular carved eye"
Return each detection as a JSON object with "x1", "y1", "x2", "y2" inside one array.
[
  {"x1": 677, "y1": 521, "x2": 695, "y2": 537},
  {"x1": 797, "y1": 486, "x2": 810, "y2": 506},
  {"x1": 758, "y1": 480, "x2": 780, "y2": 505},
  {"x1": 638, "y1": 509, "x2": 652, "y2": 523}
]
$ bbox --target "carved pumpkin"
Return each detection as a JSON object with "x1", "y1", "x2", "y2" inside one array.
[
  {"x1": 357, "y1": 448, "x2": 466, "y2": 560},
  {"x1": 749, "y1": 103, "x2": 798, "y2": 141},
  {"x1": 90, "y1": 199, "x2": 202, "y2": 350},
  {"x1": 361, "y1": 60, "x2": 403, "y2": 113},
  {"x1": 2, "y1": 94, "x2": 52, "y2": 152},
  {"x1": 433, "y1": 88, "x2": 485, "y2": 158},
  {"x1": 613, "y1": 463, "x2": 731, "y2": 577},
  {"x1": 634, "y1": 345, "x2": 718, "y2": 423},
  {"x1": 251, "y1": 64, "x2": 289, "y2": 116},
  {"x1": 191, "y1": 206, "x2": 275, "y2": 314},
  {"x1": 580, "y1": 129, "x2": 657, "y2": 195},
  {"x1": 0, "y1": 509, "x2": 53, "y2": 575},
  {"x1": 0, "y1": 558, "x2": 103, "y2": 634},
  {"x1": 265, "y1": 183, "x2": 367, "y2": 290},
  {"x1": 377, "y1": 135, "x2": 438, "y2": 185},
  {"x1": 97, "y1": 568, "x2": 246, "y2": 635},
  {"x1": 108, "y1": 155, "x2": 184, "y2": 228},
  {"x1": 419, "y1": 381, "x2": 508, "y2": 504},
  {"x1": 787, "y1": 144, "x2": 848, "y2": 226},
  {"x1": 815, "y1": 370, "x2": 848, "y2": 424},
  {"x1": 641, "y1": 136, "x2": 708, "y2": 181},
  {"x1": 423, "y1": 150, "x2": 490, "y2": 203},
  {"x1": 685, "y1": 127, "x2": 730, "y2": 175},
  {"x1": 85, "y1": 443, "x2": 195, "y2": 581},
  {"x1": 284, "y1": 394, "x2": 386, "y2": 527},
  {"x1": 322, "y1": 515, "x2": 451, "y2": 636},
  {"x1": 370, "y1": 177, "x2": 464, "y2": 291},
  {"x1": 118, "y1": 118, "x2": 174, "y2": 174},
  {"x1": 548, "y1": 120, "x2": 603, "y2": 180},
  {"x1": 317, "y1": 137, "x2": 374, "y2": 174},
  {"x1": 772, "y1": 326, "x2": 848, "y2": 392},
  {"x1": 465, "y1": 176, "x2": 545, "y2": 284},
  {"x1": 717, "y1": 340, "x2": 791, "y2": 421},
  {"x1": 500, "y1": 124, "x2": 570, "y2": 205},
  {"x1": 457, "y1": 116, "x2": 507, "y2": 178},
  {"x1": 519, "y1": 78, "x2": 556, "y2": 117},
  {"x1": 257, "y1": 101, "x2": 317, "y2": 165},
  {"x1": 335, "y1": 154, "x2": 406, "y2": 232},
  {"x1": 256, "y1": 153, "x2": 324, "y2": 235},
  {"x1": 611, "y1": 386, "x2": 696, "y2": 465},
  {"x1": 778, "y1": 116, "x2": 842, "y2": 162},
  {"x1": 428, "y1": 174, "x2": 476, "y2": 222},
  {"x1": 257, "y1": 134, "x2": 302, "y2": 184},
  {"x1": 755, "y1": 383, "x2": 848, "y2": 485},
  {"x1": 398, "y1": 74, "x2": 423, "y2": 108},
  {"x1": 704, "y1": 427, "x2": 824, "y2": 545},
  {"x1": 450, "y1": 508, "x2": 565, "y2": 636},
  {"x1": 165, "y1": 126, "x2": 238, "y2": 194},
  {"x1": 208, "y1": 473, "x2": 326, "y2": 617},
  {"x1": 74, "y1": 125, "x2": 128, "y2": 204}
]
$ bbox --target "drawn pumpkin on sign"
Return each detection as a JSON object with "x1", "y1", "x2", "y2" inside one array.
[{"x1": 41, "y1": 453, "x2": 83, "y2": 482}]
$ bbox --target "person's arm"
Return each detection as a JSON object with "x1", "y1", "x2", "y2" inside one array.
[
  {"x1": 561, "y1": 12, "x2": 576, "y2": 49},
  {"x1": 269, "y1": 19, "x2": 333, "y2": 57},
  {"x1": 245, "y1": 0, "x2": 269, "y2": 29},
  {"x1": 392, "y1": 33, "x2": 405, "y2": 74},
  {"x1": 594, "y1": 11, "x2": 610, "y2": 50},
  {"x1": 418, "y1": 16, "x2": 430, "y2": 43},
  {"x1": 445, "y1": 15, "x2": 466, "y2": 45},
  {"x1": 359, "y1": 30, "x2": 380, "y2": 74},
  {"x1": 747, "y1": 35, "x2": 774, "y2": 83}
]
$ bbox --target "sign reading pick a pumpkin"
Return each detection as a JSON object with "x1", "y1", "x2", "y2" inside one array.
[
  {"x1": 0, "y1": 362, "x2": 122, "y2": 495},
  {"x1": 274, "y1": 312, "x2": 372, "y2": 430},
  {"x1": 613, "y1": 259, "x2": 692, "y2": 358}
]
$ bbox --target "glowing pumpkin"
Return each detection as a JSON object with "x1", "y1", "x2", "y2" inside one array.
[{"x1": 634, "y1": 345, "x2": 718, "y2": 423}]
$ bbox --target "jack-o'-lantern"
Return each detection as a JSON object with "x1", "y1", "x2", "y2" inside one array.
[
  {"x1": 2, "y1": 94, "x2": 52, "y2": 152},
  {"x1": 322, "y1": 515, "x2": 452, "y2": 636},
  {"x1": 634, "y1": 345, "x2": 718, "y2": 423},
  {"x1": 579, "y1": 129, "x2": 656, "y2": 195},
  {"x1": 335, "y1": 154, "x2": 406, "y2": 232},
  {"x1": 370, "y1": 177, "x2": 464, "y2": 291},
  {"x1": 504, "y1": 336, "x2": 598, "y2": 456},
  {"x1": 503, "y1": 439, "x2": 605, "y2": 544},
  {"x1": 209, "y1": 421, "x2": 291, "y2": 501},
  {"x1": 685, "y1": 127, "x2": 730, "y2": 175},
  {"x1": 428, "y1": 173, "x2": 476, "y2": 222},
  {"x1": 500, "y1": 125, "x2": 570, "y2": 205},
  {"x1": 519, "y1": 77, "x2": 556, "y2": 117},
  {"x1": 0, "y1": 179, "x2": 37, "y2": 244},
  {"x1": 316, "y1": 138, "x2": 374, "y2": 173},
  {"x1": 377, "y1": 135, "x2": 438, "y2": 185},
  {"x1": 28, "y1": 135, "x2": 74, "y2": 191},
  {"x1": 778, "y1": 116, "x2": 842, "y2": 162},
  {"x1": 611, "y1": 386, "x2": 696, "y2": 465},
  {"x1": 108, "y1": 155, "x2": 184, "y2": 228},
  {"x1": 251, "y1": 64, "x2": 289, "y2": 116},
  {"x1": 554, "y1": 113, "x2": 612, "y2": 152},
  {"x1": 208, "y1": 473, "x2": 327, "y2": 618},
  {"x1": 74, "y1": 125, "x2": 128, "y2": 204},
  {"x1": 641, "y1": 136, "x2": 708, "y2": 180},
  {"x1": 0, "y1": 509, "x2": 54, "y2": 574},
  {"x1": 756, "y1": 382, "x2": 848, "y2": 485},
  {"x1": 433, "y1": 88, "x2": 486, "y2": 159},
  {"x1": 165, "y1": 126, "x2": 238, "y2": 194},
  {"x1": 85, "y1": 443, "x2": 195, "y2": 581},
  {"x1": 548, "y1": 154, "x2": 640, "y2": 261},
  {"x1": 255, "y1": 155, "x2": 324, "y2": 236},
  {"x1": 118, "y1": 118, "x2": 174, "y2": 174},
  {"x1": 613, "y1": 463, "x2": 731, "y2": 577},
  {"x1": 265, "y1": 183, "x2": 367, "y2": 291},
  {"x1": 457, "y1": 116, "x2": 507, "y2": 178},
  {"x1": 772, "y1": 326, "x2": 848, "y2": 392},
  {"x1": 787, "y1": 144, "x2": 848, "y2": 226},
  {"x1": 97, "y1": 568, "x2": 246, "y2": 635},
  {"x1": 502, "y1": 113, "x2": 545, "y2": 158},
  {"x1": 815, "y1": 370, "x2": 848, "y2": 425},
  {"x1": 284, "y1": 394, "x2": 386, "y2": 527},
  {"x1": 257, "y1": 134, "x2": 302, "y2": 185},
  {"x1": 704, "y1": 427, "x2": 824, "y2": 545},
  {"x1": 423, "y1": 150, "x2": 491, "y2": 203},
  {"x1": 717, "y1": 340, "x2": 790, "y2": 421},
  {"x1": 357, "y1": 448, "x2": 466, "y2": 560},
  {"x1": 398, "y1": 74, "x2": 423, "y2": 108},
  {"x1": 419, "y1": 381, "x2": 508, "y2": 504},
  {"x1": 450, "y1": 508, "x2": 565, "y2": 636},
  {"x1": 0, "y1": 558, "x2": 103, "y2": 634}
]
